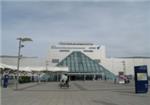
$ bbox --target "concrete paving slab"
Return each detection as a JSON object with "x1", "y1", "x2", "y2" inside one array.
[{"x1": 1, "y1": 80, "x2": 150, "y2": 105}]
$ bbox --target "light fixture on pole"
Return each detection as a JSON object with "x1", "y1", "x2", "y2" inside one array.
[{"x1": 16, "y1": 37, "x2": 32, "y2": 90}]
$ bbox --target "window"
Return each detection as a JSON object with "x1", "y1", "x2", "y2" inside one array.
[
  {"x1": 89, "y1": 47, "x2": 96, "y2": 49},
  {"x1": 52, "y1": 59, "x2": 59, "y2": 63},
  {"x1": 59, "y1": 50, "x2": 70, "y2": 52},
  {"x1": 83, "y1": 50, "x2": 93, "y2": 52}
]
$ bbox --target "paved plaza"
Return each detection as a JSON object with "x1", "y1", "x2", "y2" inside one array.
[{"x1": 1, "y1": 80, "x2": 150, "y2": 105}]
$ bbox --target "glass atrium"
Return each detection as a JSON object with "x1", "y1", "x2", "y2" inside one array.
[{"x1": 57, "y1": 51, "x2": 116, "y2": 80}]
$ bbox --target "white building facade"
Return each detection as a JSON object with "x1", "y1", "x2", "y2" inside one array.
[{"x1": 48, "y1": 42, "x2": 150, "y2": 76}]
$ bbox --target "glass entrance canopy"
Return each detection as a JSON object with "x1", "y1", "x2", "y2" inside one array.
[{"x1": 57, "y1": 51, "x2": 116, "y2": 80}]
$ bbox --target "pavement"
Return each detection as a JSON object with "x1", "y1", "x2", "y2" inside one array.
[{"x1": 1, "y1": 80, "x2": 150, "y2": 105}]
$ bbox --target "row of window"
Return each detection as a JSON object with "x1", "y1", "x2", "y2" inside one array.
[
  {"x1": 51, "y1": 46, "x2": 85, "y2": 49},
  {"x1": 58, "y1": 50, "x2": 94, "y2": 52},
  {"x1": 52, "y1": 58, "x2": 100, "y2": 63},
  {"x1": 83, "y1": 50, "x2": 93, "y2": 52},
  {"x1": 59, "y1": 50, "x2": 70, "y2": 52},
  {"x1": 52, "y1": 46, "x2": 100, "y2": 49}
]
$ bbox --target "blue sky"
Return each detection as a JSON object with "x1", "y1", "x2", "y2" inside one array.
[{"x1": 1, "y1": 0, "x2": 150, "y2": 58}]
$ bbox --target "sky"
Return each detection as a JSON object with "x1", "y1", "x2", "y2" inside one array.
[{"x1": 1, "y1": 0, "x2": 150, "y2": 58}]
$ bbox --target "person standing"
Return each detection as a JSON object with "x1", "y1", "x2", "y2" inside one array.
[{"x1": 3, "y1": 72, "x2": 9, "y2": 88}]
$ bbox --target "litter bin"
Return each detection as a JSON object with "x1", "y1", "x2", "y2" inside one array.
[{"x1": 134, "y1": 65, "x2": 149, "y2": 93}]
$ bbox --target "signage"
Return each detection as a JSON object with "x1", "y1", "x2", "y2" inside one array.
[{"x1": 134, "y1": 65, "x2": 149, "y2": 93}]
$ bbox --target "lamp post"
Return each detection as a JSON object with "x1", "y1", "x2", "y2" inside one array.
[
  {"x1": 122, "y1": 60, "x2": 126, "y2": 75},
  {"x1": 44, "y1": 60, "x2": 49, "y2": 82},
  {"x1": 45, "y1": 60, "x2": 49, "y2": 71},
  {"x1": 16, "y1": 37, "x2": 32, "y2": 90}
]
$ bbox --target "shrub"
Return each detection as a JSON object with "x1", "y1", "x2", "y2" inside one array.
[{"x1": 19, "y1": 76, "x2": 31, "y2": 84}]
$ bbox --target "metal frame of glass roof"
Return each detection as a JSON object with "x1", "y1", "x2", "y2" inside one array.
[{"x1": 57, "y1": 51, "x2": 116, "y2": 80}]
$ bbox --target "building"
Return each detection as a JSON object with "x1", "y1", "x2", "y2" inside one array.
[
  {"x1": 48, "y1": 42, "x2": 150, "y2": 77},
  {"x1": 48, "y1": 42, "x2": 106, "y2": 66},
  {"x1": 1, "y1": 42, "x2": 150, "y2": 81}
]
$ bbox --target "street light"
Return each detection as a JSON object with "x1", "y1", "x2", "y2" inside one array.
[
  {"x1": 45, "y1": 60, "x2": 49, "y2": 71},
  {"x1": 122, "y1": 60, "x2": 126, "y2": 75},
  {"x1": 45, "y1": 60, "x2": 50, "y2": 71},
  {"x1": 16, "y1": 37, "x2": 32, "y2": 90}
]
